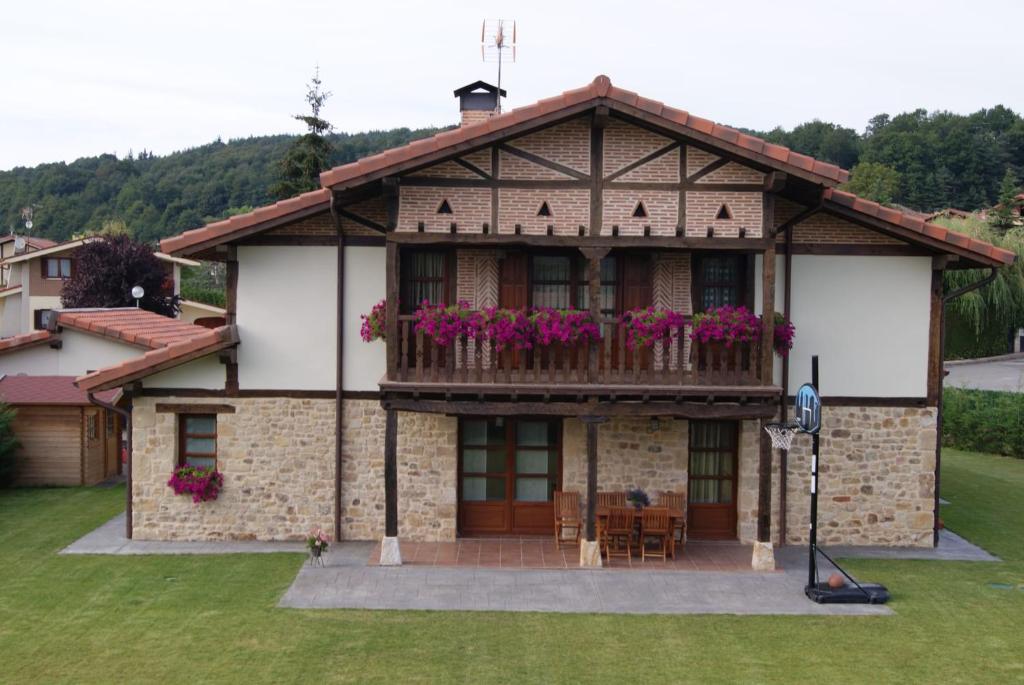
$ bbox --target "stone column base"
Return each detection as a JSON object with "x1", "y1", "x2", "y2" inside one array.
[
  {"x1": 751, "y1": 540, "x2": 775, "y2": 571},
  {"x1": 579, "y1": 540, "x2": 603, "y2": 568},
  {"x1": 379, "y1": 536, "x2": 402, "y2": 566}
]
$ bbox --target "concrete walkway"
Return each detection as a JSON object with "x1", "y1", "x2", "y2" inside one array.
[
  {"x1": 279, "y1": 541, "x2": 895, "y2": 616},
  {"x1": 945, "y1": 354, "x2": 1024, "y2": 392},
  {"x1": 61, "y1": 513, "x2": 306, "y2": 555}
]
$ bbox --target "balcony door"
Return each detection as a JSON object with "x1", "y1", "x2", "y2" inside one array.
[
  {"x1": 687, "y1": 420, "x2": 739, "y2": 539},
  {"x1": 458, "y1": 417, "x2": 561, "y2": 536}
]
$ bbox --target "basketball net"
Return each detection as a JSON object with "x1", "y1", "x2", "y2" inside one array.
[{"x1": 764, "y1": 422, "x2": 801, "y2": 451}]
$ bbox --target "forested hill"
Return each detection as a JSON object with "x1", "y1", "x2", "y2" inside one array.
[
  {"x1": 0, "y1": 127, "x2": 447, "y2": 244},
  {"x1": 2, "y1": 104, "x2": 1023, "y2": 245}
]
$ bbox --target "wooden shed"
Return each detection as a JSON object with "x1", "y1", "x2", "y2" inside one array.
[{"x1": 0, "y1": 375, "x2": 122, "y2": 486}]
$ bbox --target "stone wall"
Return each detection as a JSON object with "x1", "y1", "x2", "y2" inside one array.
[
  {"x1": 562, "y1": 417, "x2": 689, "y2": 505},
  {"x1": 132, "y1": 397, "x2": 457, "y2": 542},
  {"x1": 780, "y1": 406, "x2": 937, "y2": 547}
]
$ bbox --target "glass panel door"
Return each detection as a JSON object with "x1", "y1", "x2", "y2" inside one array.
[{"x1": 687, "y1": 420, "x2": 738, "y2": 539}]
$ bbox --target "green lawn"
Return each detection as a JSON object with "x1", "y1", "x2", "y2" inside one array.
[{"x1": 1, "y1": 450, "x2": 1022, "y2": 684}]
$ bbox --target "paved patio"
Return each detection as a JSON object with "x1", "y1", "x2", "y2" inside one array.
[{"x1": 367, "y1": 537, "x2": 759, "y2": 571}]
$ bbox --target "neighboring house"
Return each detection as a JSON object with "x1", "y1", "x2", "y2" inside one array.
[
  {"x1": 0, "y1": 309, "x2": 217, "y2": 485},
  {"x1": 0, "y1": 234, "x2": 57, "y2": 325},
  {"x1": 0, "y1": 237, "x2": 219, "y2": 337},
  {"x1": 0, "y1": 374, "x2": 120, "y2": 486},
  {"x1": 75, "y1": 76, "x2": 1015, "y2": 567}
]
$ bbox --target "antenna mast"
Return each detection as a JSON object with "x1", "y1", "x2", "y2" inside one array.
[{"x1": 481, "y1": 19, "x2": 516, "y2": 113}]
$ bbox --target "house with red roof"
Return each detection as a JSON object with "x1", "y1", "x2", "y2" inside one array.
[
  {"x1": 72, "y1": 76, "x2": 1014, "y2": 568},
  {"x1": 0, "y1": 236, "x2": 222, "y2": 338}
]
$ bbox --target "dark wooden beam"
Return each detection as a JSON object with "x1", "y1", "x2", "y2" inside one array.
[
  {"x1": 589, "y1": 112, "x2": 605, "y2": 235},
  {"x1": 686, "y1": 157, "x2": 730, "y2": 183},
  {"x1": 764, "y1": 171, "x2": 788, "y2": 193},
  {"x1": 772, "y1": 196, "x2": 824, "y2": 237},
  {"x1": 382, "y1": 177, "x2": 400, "y2": 230},
  {"x1": 927, "y1": 267, "x2": 943, "y2": 406},
  {"x1": 337, "y1": 208, "x2": 388, "y2": 234},
  {"x1": 499, "y1": 143, "x2": 589, "y2": 180},
  {"x1": 453, "y1": 156, "x2": 491, "y2": 179},
  {"x1": 490, "y1": 146, "x2": 500, "y2": 229},
  {"x1": 383, "y1": 408, "x2": 398, "y2": 538},
  {"x1": 386, "y1": 231, "x2": 773, "y2": 251},
  {"x1": 761, "y1": 242, "x2": 776, "y2": 385},
  {"x1": 380, "y1": 397, "x2": 780, "y2": 418},
  {"x1": 776, "y1": 243, "x2": 933, "y2": 257},
  {"x1": 756, "y1": 418, "x2": 773, "y2": 543},
  {"x1": 154, "y1": 403, "x2": 236, "y2": 414},
  {"x1": 330, "y1": 193, "x2": 346, "y2": 543},
  {"x1": 604, "y1": 141, "x2": 680, "y2": 182},
  {"x1": 385, "y1": 240, "x2": 399, "y2": 380}
]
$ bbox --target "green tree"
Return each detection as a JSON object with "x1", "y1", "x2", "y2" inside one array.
[
  {"x1": 0, "y1": 403, "x2": 19, "y2": 487},
  {"x1": 843, "y1": 162, "x2": 901, "y2": 204},
  {"x1": 990, "y1": 168, "x2": 1021, "y2": 232},
  {"x1": 271, "y1": 68, "x2": 334, "y2": 199}
]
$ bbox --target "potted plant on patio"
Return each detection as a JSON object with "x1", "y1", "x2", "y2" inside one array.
[
  {"x1": 306, "y1": 527, "x2": 330, "y2": 566},
  {"x1": 626, "y1": 487, "x2": 650, "y2": 510},
  {"x1": 167, "y1": 464, "x2": 223, "y2": 503}
]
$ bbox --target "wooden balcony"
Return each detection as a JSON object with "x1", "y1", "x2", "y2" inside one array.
[{"x1": 381, "y1": 315, "x2": 780, "y2": 412}]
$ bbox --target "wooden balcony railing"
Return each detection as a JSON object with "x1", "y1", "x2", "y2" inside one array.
[{"x1": 387, "y1": 315, "x2": 766, "y2": 389}]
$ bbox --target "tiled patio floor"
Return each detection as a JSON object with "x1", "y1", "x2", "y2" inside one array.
[{"x1": 366, "y1": 537, "x2": 761, "y2": 572}]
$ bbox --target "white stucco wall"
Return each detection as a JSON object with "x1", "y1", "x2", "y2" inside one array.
[
  {"x1": 757, "y1": 255, "x2": 931, "y2": 397},
  {"x1": 236, "y1": 246, "x2": 337, "y2": 390},
  {"x1": 343, "y1": 246, "x2": 386, "y2": 391},
  {"x1": 0, "y1": 343, "x2": 59, "y2": 375},
  {"x1": 144, "y1": 354, "x2": 225, "y2": 389},
  {"x1": 0, "y1": 293, "x2": 22, "y2": 337}
]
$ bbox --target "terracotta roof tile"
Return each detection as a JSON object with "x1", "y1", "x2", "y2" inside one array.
[
  {"x1": 0, "y1": 330, "x2": 54, "y2": 354},
  {"x1": 155, "y1": 75, "x2": 1012, "y2": 268},
  {"x1": 76, "y1": 325, "x2": 238, "y2": 392},
  {"x1": 0, "y1": 375, "x2": 117, "y2": 405},
  {"x1": 57, "y1": 309, "x2": 213, "y2": 349}
]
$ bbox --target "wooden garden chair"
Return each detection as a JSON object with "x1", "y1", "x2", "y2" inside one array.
[
  {"x1": 596, "y1": 491, "x2": 627, "y2": 508},
  {"x1": 640, "y1": 507, "x2": 672, "y2": 562},
  {"x1": 658, "y1": 491, "x2": 687, "y2": 556},
  {"x1": 603, "y1": 506, "x2": 635, "y2": 561},
  {"x1": 553, "y1": 491, "x2": 581, "y2": 549}
]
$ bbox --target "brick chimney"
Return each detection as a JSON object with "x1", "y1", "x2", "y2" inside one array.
[{"x1": 454, "y1": 81, "x2": 506, "y2": 126}]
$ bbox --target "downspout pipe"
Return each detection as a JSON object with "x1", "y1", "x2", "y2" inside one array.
[
  {"x1": 933, "y1": 266, "x2": 998, "y2": 545},
  {"x1": 88, "y1": 389, "x2": 133, "y2": 539}
]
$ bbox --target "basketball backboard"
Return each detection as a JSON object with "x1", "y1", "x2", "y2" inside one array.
[{"x1": 794, "y1": 383, "x2": 821, "y2": 434}]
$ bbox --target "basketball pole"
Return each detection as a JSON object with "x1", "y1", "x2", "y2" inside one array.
[{"x1": 807, "y1": 354, "x2": 820, "y2": 591}]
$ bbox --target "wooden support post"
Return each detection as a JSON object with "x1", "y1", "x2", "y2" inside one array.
[
  {"x1": 330, "y1": 194, "x2": 346, "y2": 542},
  {"x1": 779, "y1": 220, "x2": 794, "y2": 546},
  {"x1": 579, "y1": 414, "x2": 606, "y2": 567},
  {"x1": 760, "y1": 243, "x2": 776, "y2": 385},
  {"x1": 385, "y1": 240, "x2": 399, "y2": 381},
  {"x1": 580, "y1": 247, "x2": 609, "y2": 384},
  {"x1": 384, "y1": 408, "x2": 398, "y2": 537},
  {"x1": 589, "y1": 107, "x2": 607, "y2": 235},
  {"x1": 756, "y1": 419, "x2": 773, "y2": 542}
]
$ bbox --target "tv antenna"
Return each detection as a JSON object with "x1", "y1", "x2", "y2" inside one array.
[{"x1": 481, "y1": 19, "x2": 516, "y2": 113}]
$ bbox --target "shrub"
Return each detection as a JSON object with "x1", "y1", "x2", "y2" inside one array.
[
  {"x1": 942, "y1": 387, "x2": 1024, "y2": 458},
  {"x1": 0, "y1": 403, "x2": 19, "y2": 487}
]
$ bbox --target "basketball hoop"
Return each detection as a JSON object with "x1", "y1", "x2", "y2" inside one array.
[{"x1": 764, "y1": 421, "x2": 801, "y2": 451}]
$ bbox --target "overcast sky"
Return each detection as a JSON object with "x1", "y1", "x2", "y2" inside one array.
[{"x1": 1, "y1": 0, "x2": 1021, "y2": 170}]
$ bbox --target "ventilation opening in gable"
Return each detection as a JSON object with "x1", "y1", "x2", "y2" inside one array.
[
  {"x1": 537, "y1": 201, "x2": 553, "y2": 217},
  {"x1": 632, "y1": 201, "x2": 648, "y2": 219},
  {"x1": 437, "y1": 199, "x2": 453, "y2": 215},
  {"x1": 715, "y1": 204, "x2": 732, "y2": 220}
]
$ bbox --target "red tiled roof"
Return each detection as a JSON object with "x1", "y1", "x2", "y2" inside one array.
[
  {"x1": 0, "y1": 235, "x2": 57, "y2": 249},
  {"x1": 823, "y1": 189, "x2": 1016, "y2": 266},
  {"x1": 160, "y1": 188, "x2": 330, "y2": 255},
  {"x1": 0, "y1": 375, "x2": 118, "y2": 406},
  {"x1": 0, "y1": 330, "x2": 54, "y2": 354},
  {"x1": 57, "y1": 309, "x2": 214, "y2": 349},
  {"x1": 76, "y1": 325, "x2": 238, "y2": 392},
  {"x1": 155, "y1": 75, "x2": 1014, "y2": 268},
  {"x1": 318, "y1": 75, "x2": 849, "y2": 191}
]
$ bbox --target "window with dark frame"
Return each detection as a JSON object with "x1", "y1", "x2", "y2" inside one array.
[
  {"x1": 696, "y1": 254, "x2": 744, "y2": 311},
  {"x1": 688, "y1": 420, "x2": 738, "y2": 504},
  {"x1": 33, "y1": 309, "x2": 53, "y2": 330},
  {"x1": 178, "y1": 414, "x2": 217, "y2": 469},
  {"x1": 400, "y1": 251, "x2": 448, "y2": 313},
  {"x1": 529, "y1": 254, "x2": 618, "y2": 315},
  {"x1": 43, "y1": 257, "x2": 72, "y2": 279}
]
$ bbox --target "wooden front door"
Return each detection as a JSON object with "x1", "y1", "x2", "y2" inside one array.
[
  {"x1": 458, "y1": 417, "x2": 561, "y2": 536},
  {"x1": 687, "y1": 420, "x2": 739, "y2": 539}
]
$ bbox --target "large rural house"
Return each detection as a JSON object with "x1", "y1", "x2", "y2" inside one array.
[{"x1": 74, "y1": 76, "x2": 1014, "y2": 567}]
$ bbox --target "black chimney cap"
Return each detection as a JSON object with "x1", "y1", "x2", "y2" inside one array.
[{"x1": 453, "y1": 81, "x2": 508, "y2": 98}]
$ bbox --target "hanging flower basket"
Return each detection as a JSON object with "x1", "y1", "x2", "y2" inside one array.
[
  {"x1": 167, "y1": 465, "x2": 223, "y2": 503},
  {"x1": 414, "y1": 300, "x2": 485, "y2": 346},
  {"x1": 620, "y1": 307, "x2": 687, "y2": 350},
  {"x1": 689, "y1": 305, "x2": 762, "y2": 371},
  {"x1": 482, "y1": 307, "x2": 535, "y2": 351},
  {"x1": 773, "y1": 312, "x2": 796, "y2": 358},
  {"x1": 360, "y1": 299, "x2": 387, "y2": 342},
  {"x1": 529, "y1": 308, "x2": 601, "y2": 347}
]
